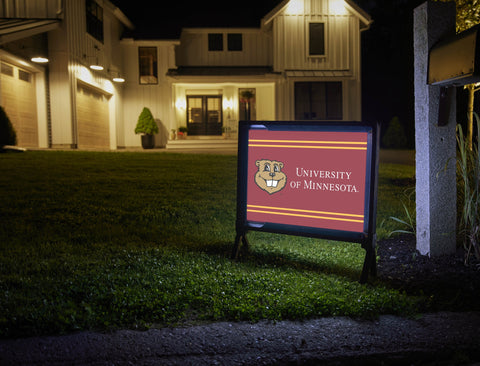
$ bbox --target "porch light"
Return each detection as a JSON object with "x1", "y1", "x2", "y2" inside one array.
[
  {"x1": 31, "y1": 56, "x2": 49, "y2": 63},
  {"x1": 175, "y1": 98, "x2": 186, "y2": 110},
  {"x1": 89, "y1": 45, "x2": 103, "y2": 71},
  {"x1": 330, "y1": 0, "x2": 348, "y2": 15},
  {"x1": 90, "y1": 63, "x2": 104, "y2": 71},
  {"x1": 109, "y1": 69, "x2": 125, "y2": 83},
  {"x1": 285, "y1": 0, "x2": 304, "y2": 15},
  {"x1": 223, "y1": 98, "x2": 233, "y2": 110}
]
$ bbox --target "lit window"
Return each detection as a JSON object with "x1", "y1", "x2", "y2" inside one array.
[
  {"x1": 138, "y1": 47, "x2": 158, "y2": 84},
  {"x1": 239, "y1": 89, "x2": 256, "y2": 121}
]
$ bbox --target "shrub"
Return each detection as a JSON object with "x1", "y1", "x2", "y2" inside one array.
[
  {"x1": 382, "y1": 116, "x2": 407, "y2": 149},
  {"x1": 134, "y1": 107, "x2": 158, "y2": 135},
  {"x1": 0, "y1": 106, "x2": 17, "y2": 146},
  {"x1": 456, "y1": 116, "x2": 480, "y2": 264}
]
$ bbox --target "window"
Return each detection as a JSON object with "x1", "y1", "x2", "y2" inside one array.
[
  {"x1": 18, "y1": 69, "x2": 32, "y2": 83},
  {"x1": 1, "y1": 62, "x2": 14, "y2": 77},
  {"x1": 239, "y1": 88, "x2": 256, "y2": 121},
  {"x1": 208, "y1": 33, "x2": 223, "y2": 51},
  {"x1": 228, "y1": 33, "x2": 242, "y2": 51},
  {"x1": 295, "y1": 82, "x2": 342, "y2": 120},
  {"x1": 138, "y1": 47, "x2": 158, "y2": 84},
  {"x1": 187, "y1": 95, "x2": 223, "y2": 136},
  {"x1": 86, "y1": 0, "x2": 103, "y2": 43},
  {"x1": 309, "y1": 23, "x2": 325, "y2": 56}
]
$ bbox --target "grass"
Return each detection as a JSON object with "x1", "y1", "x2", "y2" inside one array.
[{"x1": 0, "y1": 151, "x2": 417, "y2": 338}]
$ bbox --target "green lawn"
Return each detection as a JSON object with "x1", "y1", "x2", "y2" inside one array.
[{"x1": 0, "y1": 151, "x2": 417, "y2": 338}]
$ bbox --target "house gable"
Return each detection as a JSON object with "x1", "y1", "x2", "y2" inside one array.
[
  {"x1": 260, "y1": 0, "x2": 371, "y2": 73},
  {"x1": 262, "y1": 0, "x2": 372, "y2": 29}
]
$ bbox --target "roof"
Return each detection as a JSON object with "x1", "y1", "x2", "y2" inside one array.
[
  {"x1": 262, "y1": 0, "x2": 372, "y2": 30},
  {"x1": 167, "y1": 66, "x2": 276, "y2": 77},
  {"x1": 0, "y1": 19, "x2": 60, "y2": 45}
]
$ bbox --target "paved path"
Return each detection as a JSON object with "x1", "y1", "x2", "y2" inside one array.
[{"x1": 1, "y1": 312, "x2": 479, "y2": 365}]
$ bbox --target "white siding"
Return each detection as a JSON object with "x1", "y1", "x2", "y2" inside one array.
[
  {"x1": 176, "y1": 29, "x2": 272, "y2": 67},
  {"x1": 272, "y1": 0, "x2": 360, "y2": 73},
  {"x1": 48, "y1": 0, "x2": 128, "y2": 148},
  {"x1": 120, "y1": 39, "x2": 178, "y2": 147},
  {"x1": 270, "y1": 0, "x2": 364, "y2": 121}
]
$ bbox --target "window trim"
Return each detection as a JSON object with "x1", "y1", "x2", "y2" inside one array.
[
  {"x1": 307, "y1": 22, "x2": 326, "y2": 57},
  {"x1": 208, "y1": 33, "x2": 224, "y2": 51},
  {"x1": 138, "y1": 46, "x2": 158, "y2": 85},
  {"x1": 227, "y1": 33, "x2": 243, "y2": 51},
  {"x1": 86, "y1": 0, "x2": 104, "y2": 43},
  {"x1": 208, "y1": 32, "x2": 244, "y2": 52},
  {"x1": 294, "y1": 81, "x2": 343, "y2": 121}
]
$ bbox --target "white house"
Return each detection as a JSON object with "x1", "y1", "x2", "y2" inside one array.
[{"x1": 0, "y1": 0, "x2": 371, "y2": 150}]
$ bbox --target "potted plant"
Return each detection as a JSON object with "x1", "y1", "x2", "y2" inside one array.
[
  {"x1": 178, "y1": 126, "x2": 188, "y2": 139},
  {"x1": 134, "y1": 107, "x2": 158, "y2": 149}
]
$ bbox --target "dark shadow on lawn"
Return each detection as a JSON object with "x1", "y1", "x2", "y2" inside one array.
[{"x1": 191, "y1": 238, "x2": 363, "y2": 282}]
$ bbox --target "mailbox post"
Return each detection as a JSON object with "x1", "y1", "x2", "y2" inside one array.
[
  {"x1": 415, "y1": 2, "x2": 480, "y2": 257},
  {"x1": 414, "y1": 1, "x2": 457, "y2": 257}
]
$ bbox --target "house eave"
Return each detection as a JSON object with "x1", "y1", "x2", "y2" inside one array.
[
  {"x1": 0, "y1": 19, "x2": 60, "y2": 45},
  {"x1": 262, "y1": 0, "x2": 372, "y2": 29}
]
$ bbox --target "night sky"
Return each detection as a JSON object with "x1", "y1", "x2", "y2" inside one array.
[{"x1": 111, "y1": 0, "x2": 466, "y2": 147}]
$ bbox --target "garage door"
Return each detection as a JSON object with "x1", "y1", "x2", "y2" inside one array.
[
  {"x1": 76, "y1": 83, "x2": 109, "y2": 149},
  {"x1": 0, "y1": 61, "x2": 38, "y2": 147}
]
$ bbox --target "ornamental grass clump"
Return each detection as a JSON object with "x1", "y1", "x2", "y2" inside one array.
[{"x1": 456, "y1": 114, "x2": 480, "y2": 264}]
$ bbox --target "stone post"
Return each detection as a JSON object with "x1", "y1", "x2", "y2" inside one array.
[{"x1": 414, "y1": 1, "x2": 457, "y2": 256}]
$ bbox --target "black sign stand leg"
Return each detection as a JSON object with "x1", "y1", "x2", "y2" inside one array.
[
  {"x1": 360, "y1": 236, "x2": 377, "y2": 284},
  {"x1": 231, "y1": 232, "x2": 249, "y2": 260}
]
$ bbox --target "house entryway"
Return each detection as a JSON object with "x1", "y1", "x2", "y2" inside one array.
[{"x1": 186, "y1": 95, "x2": 222, "y2": 136}]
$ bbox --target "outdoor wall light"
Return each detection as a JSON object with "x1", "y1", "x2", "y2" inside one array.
[
  {"x1": 285, "y1": 0, "x2": 304, "y2": 15},
  {"x1": 175, "y1": 98, "x2": 186, "y2": 110},
  {"x1": 90, "y1": 62, "x2": 104, "y2": 71},
  {"x1": 89, "y1": 45, "x2": 104, "y2": 71},
  {"x1": 109, "y1": 69, "x2": 125, "y2": 82},
  {"x1": 330, "y1": 0, "x2": 347, "y2": 15},
  {"x1": 31, "y1": 56, "x2": 49, "y2": 63}
]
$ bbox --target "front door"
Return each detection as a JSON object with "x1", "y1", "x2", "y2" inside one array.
[{"x1": 187, "y1": 95, "x2": 222, "y2": 136}]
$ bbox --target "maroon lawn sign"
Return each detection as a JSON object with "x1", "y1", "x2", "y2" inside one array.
[{"x1": 233, "y1": 121, "x2": 380, "y2": 283}]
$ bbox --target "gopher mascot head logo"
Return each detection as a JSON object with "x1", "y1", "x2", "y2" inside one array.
[{"x1": 254, "y1": 159, "x2": 287, "y2": 195}]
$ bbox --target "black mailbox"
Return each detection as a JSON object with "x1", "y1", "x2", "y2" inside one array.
[{"x1": 428, "y1": 24, "x2": 480, "y2": 86}]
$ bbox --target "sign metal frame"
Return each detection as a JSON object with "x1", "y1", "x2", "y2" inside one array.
[{"x1": 233, "y1": 120, "x2": 380, "y2": 283}]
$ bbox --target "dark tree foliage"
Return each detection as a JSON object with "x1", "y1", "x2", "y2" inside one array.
[{"x1": 0, "y1": 106, "x2": 17, "y2": 146}]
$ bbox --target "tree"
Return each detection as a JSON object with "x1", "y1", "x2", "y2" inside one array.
[
  {"x1": 435, "y1": 0, "x2": 480, "y2": 149},
  {"x1": 382, "y1": 116, "x2": 408, "y2": 149},
  {"x1": 134, "y1": 107, "x2": 158, "y2": 135}
]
